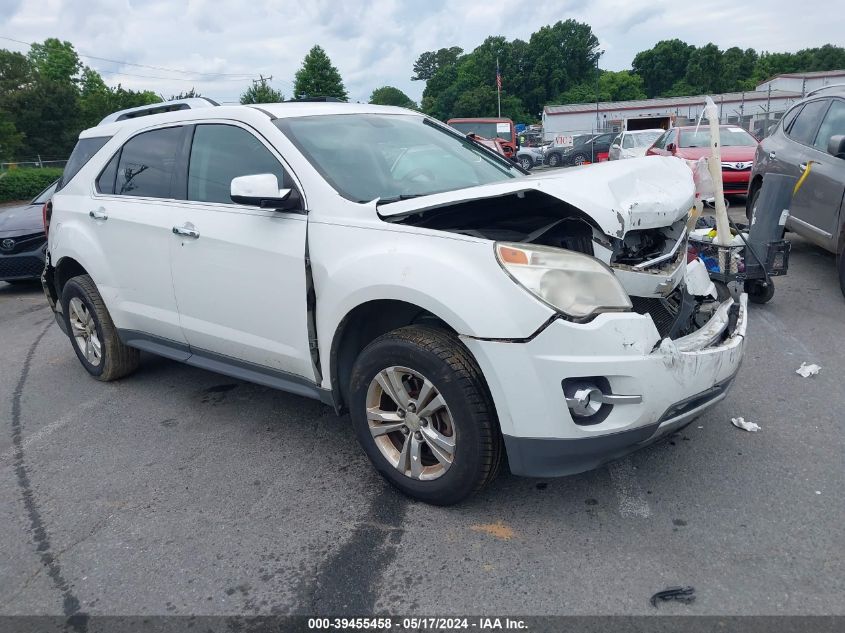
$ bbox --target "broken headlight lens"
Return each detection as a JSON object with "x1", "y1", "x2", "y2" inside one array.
[{"x1": 495, "y1": 242, "x2": 632, "y2": 320}]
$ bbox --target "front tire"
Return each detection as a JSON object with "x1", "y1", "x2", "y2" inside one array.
[
  {"x1": 547, "y1": 152, "x2": 561, "y2": 168},
  {"x1": 348, "y1": 326, "x2": 502, "y2": 505},
  {"x1": 61, "y1": 275, "x2": 139, "y2": 381}
]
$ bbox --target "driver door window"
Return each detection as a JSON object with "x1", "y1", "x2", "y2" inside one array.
[{"x1": 188, "y1": 124, "x2": 292, "y2": 204}]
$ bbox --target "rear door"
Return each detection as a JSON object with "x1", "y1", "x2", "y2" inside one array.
[
  {"x1": 90, "y1": 125, "x2": 189, "y2": 347},
  {"x1": 169, "y1": 122, "x2": 314, "y2": 380},
  {"x1": 790, "y1": 98, "x2": 845, "y2": 249},
  {"x1": 781, "y1": 98, "x2": 833, "y2": 246}
]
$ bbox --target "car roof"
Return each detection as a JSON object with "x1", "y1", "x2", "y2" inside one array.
[
  {"x1": 80, "y1": 101, "x2": 417, "y2": 139},
  {"x1": 674, "y1": 124, "x2": 750, "y2": 131}
]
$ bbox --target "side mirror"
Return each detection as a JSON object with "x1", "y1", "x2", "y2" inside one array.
[
  {"x1": 827, "y1": 134, "x2": 845, "y2": 159},
  {"x1": 666, "y1": 143, "x2": 677, "y2": 153},
  {"x1": 230, "y1": 174, "x2": 303, "y2": 211},
  {"x1": 611, "y1": 143, "x2": 621, "y2": 149}
]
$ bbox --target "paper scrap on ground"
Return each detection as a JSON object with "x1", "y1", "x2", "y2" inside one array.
[
  {"x1": 731, "y1": 417, "x2": 760, "y2": 432},
  {"x1": 796, "y1": 362, "x2": 821, "y2": 378}
]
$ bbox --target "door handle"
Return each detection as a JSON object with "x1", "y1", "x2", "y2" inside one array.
[
  {"x1": 172, "y1": 225, "x2": 200, "y2": 239},
  {"x1": 768, "y1": 151, "x2": 776, "y2": 160},
  {"x1": 89, "y1": 209, "x2": 108, "y2": 220}
]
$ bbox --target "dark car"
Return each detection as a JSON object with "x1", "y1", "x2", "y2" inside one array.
[
  {"x1": 545, "y1": 132, "x2": 616, "y2": 168},
  {"x1": 0, "y1": 180, "x2": 57, "y2": 283},
  {"x1": 646, "y1": 125, "x2": 759, "y2": 195},
  {"x1": 746, "y1": 86, "x2": 845, "y2": 295}
]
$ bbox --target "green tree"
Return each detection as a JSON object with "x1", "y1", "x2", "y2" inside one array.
[
  {"x1": 411, "y1": 47, "x2": 463, "y2": 81},
  {"x1": 240, "y1": 78, "x2": 283, "y2": 104},
  {"x1": 556, "y1": 71, "x2": 646, "y2": 105},
  {"x1": 685, "y1": 43, "x2": 724, "y2": 93},
  {"x1": 27, "y1": 38, "x2": 81, "y2": 85},
  {"x1": 167, "y1": 88, "x2": 202, "y2": 100},
  {"x1": 632, "y1": 39, "x2": 694, "y2": 97},
  {"x1": 0, "y1": 50, "x2": 32, "y2": 95},
  {"x1": 369, "y1": 86, "x2": 416, "y2": 109},
  {"x1": 293, "y1": 45, "x2": 348, "y2": 101},
  {"x1": 0, "y1": 110, "x2": 23, "y2": 161}
]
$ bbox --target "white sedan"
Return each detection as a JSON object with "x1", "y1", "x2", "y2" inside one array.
[{"x1": 609, "y1": 129, "x2": 664, "y2": 160}]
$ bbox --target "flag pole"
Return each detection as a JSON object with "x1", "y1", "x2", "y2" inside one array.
[{"x1": 496, "y1": 57, "x2": 501, "y2": 117}]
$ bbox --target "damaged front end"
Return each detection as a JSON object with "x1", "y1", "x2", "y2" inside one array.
[{"x1": 379, "y1": 156, "x2": 722, "y2": 344}]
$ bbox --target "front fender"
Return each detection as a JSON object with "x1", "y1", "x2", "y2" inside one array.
[{"x1": 309, "y1": 221, "x2": 555, "y2": 376}]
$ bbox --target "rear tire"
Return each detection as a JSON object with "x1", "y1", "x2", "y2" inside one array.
[
  {"x1": 572, "y1": 153, "x2": 588, "y2": 166},
  {"x1": 348, "y1": 326, "x2": 502, "y2": 505},
  {"x1": 61, "y1": 274, "x2": 139, "y2": 381},
  {"x1": 519, "y1": 156, "x2": 533, "y2": 170}
]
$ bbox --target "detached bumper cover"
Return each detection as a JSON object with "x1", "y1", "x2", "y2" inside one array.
[{"x1": 463, "y1": 294, "x2": 748, "y2": 477}]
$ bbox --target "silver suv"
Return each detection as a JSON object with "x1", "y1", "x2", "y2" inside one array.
[{"x1": 747, "y1": 85, "x2": 845, "y2": 295}]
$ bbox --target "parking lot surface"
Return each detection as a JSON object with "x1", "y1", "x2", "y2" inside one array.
[{"x1": 1, "y1": 233, "x2": 843, "y2": 618}]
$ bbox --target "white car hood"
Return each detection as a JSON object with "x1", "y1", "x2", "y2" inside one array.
[{"x1": 379, "y1": 156, "x2": 695, "y2": 238}]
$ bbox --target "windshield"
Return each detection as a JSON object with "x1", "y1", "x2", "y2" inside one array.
[
  {"x1": 627, "y1": 131, "x2": 662, "y2": 148},
  {"x1": 276, "y1": 114, "x2": 519, "y2": 203},
  {"x1": 31, "y1": 180, "x2": 58, "y2": 204},
  {"x1": 680, "y1": 127, "x2": 758, "y2": 148},
  {"x1": 448, "y1": 121, "x2": 512, "y2": 141}
]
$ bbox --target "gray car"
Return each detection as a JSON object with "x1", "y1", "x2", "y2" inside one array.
[
  {"x1": 0, "y1": 180, "x2": 57, "y2": 283},
  {"x1": 747, "y1": 85, "x2": 845, "y2": 296}
]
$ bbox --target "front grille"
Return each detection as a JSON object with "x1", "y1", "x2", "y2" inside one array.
[
  {"x1": 0, "y1": 255, "x2": 44, "y2": 279},
  {"x1": 0, "y1": 232, "x2": 46, "y2": 255},
  {"x1": 630, "y1": 293, "x2": 682, "y2": 338}
]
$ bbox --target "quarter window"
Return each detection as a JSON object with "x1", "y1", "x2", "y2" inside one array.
[
  {"x1": 97, "y1": 152, "x2": 119, "y2": 194},
  {"x1": 58, "y1": 136, "x2": 110, "y2": 190},
  {"x1": 188, "y1": 124, "x2": 290, "y2": 205},
  {"x1": 787, "y1": 99, "x2": 829, "y2": 145},
  {"x1": 115, "y1": 127, "x2": 183, "y2": 198}
]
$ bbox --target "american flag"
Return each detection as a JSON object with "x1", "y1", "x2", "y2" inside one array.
[{"x1": 496, "y1": 60, "x2": 502, "y2": 90}]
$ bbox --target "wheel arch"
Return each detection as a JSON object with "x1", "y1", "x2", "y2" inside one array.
[
  {"x1": 746, "y1": 174, "x2": 764, "y2": 219},
  {"x1": 329, "y1": 299, "x2": 460, "y2": 413}
]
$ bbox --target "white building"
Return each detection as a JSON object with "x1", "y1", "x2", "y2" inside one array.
[
  {"x1": 756, "y1": 69, "x2": 845, "y2": 95},
  {"x1": 543, "y1": 89, "x2": 803, "y2": 140}
]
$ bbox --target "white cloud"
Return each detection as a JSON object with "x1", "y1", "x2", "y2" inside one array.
[{"x1": 0, "y1": 0, "x2": 841, "y2": 104}]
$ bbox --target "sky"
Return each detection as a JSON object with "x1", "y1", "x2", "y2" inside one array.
[{"x1": 0, "y1": 0, "x2": 842, "y2": 104}]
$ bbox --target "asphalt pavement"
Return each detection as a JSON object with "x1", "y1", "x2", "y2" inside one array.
[{"x1": 1, "y1": 232, "x2": 843, "y2": 620}]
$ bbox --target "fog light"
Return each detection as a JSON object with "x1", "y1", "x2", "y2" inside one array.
[{"x1": 562, "y1": 377, "x2": 642, "y2": 426}]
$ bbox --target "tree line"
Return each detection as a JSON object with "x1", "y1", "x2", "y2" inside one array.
[
  {"x1": 413, "y1": 20, "x2": 845, "y2": 122},
  {"x1": 0, "y1": 40, "x2": 350, "y2": 162},
  {"x1": 2, "y1": 27, "x2": 844, "y2": 162}
]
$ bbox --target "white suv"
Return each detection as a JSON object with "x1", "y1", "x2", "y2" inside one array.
[{"x1": 42, "y1": 99, "x2": 748, "y2": 504}]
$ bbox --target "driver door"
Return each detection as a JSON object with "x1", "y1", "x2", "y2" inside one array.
[{"x1": 169, "y1": 122, "x2": 314, "y2": 380}]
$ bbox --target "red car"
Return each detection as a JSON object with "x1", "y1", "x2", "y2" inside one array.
[
  {"x1": 646, "y1": 125, "x2": 759, "y2": 194},
  {"x1": 447, "y1": 117, "x2": 518, "y2": 158}
]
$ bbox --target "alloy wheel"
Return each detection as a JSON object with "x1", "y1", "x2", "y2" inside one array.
[
  {"x1": 365, "y1": 366, "x2": 456, "y2": 481},
  {"x1": 68, "y1": 297, "x2": 102, "y2": 366}
]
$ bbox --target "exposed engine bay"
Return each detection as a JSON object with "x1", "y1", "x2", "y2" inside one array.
[{"x1": 384, "y1": 189, "x2": 721, "y2": 341}]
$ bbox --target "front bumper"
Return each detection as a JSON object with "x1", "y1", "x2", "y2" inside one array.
[
  {"x1": 0, "y1": 237, "x2": 47, "y2": 281},
  {"x1": 462, "y1": 294, "x2": 747, "y2": 477},
  {"x1": 722, "y1": 169, "x2": 751, "y2": 194}
]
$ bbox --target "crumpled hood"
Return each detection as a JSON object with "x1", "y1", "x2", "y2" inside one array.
[
  {"x1": 0, "y1": 202, "x2": 44, "y2": 236},
  {"x1": 379, "y1": 156, "x2": 695, "y2": 238}
]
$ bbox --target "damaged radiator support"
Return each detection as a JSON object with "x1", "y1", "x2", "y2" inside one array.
[{"x1": 630, "y1": 288, "x2": 700, "y2": 339}]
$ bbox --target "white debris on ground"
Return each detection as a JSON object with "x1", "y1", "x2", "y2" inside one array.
[
  {"x1": 731, "y1": 417, "x2": 761, "y2": 432},
  {"x1": 796, "y1": 362, "x2": 822, "y2": 378}
]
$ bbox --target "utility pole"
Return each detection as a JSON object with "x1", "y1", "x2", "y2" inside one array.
[
  {"x1": 253, "y1": 74, "x2": 273, "y2": 87},
  {"x1": 765, "y1": 84, "x2": 772, "y2": 135}
]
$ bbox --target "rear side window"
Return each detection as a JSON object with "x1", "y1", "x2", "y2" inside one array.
[
  {"x1": 788, "y1": 99, "x2": 829, "y2": 145},
  {"x1": 813, "y1": 99, "x2": 845, "y2": 151},
  {"x1": 58, "y1": 136, "x2": 110, "y2": 190},
  {"x1": 116, "y1": 127, "x2": 183, "y2": 198},
  {"x1": 188, "y1": 124, "x2": 290, "y2": 204},
  {"x1": 96, "y1": 153, "x2": 119, "y2": 194}
]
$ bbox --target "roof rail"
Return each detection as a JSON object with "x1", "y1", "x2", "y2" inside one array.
[
  {"x1": 98, "y1": 97, "x2": 220, "y2": 126},
  {"x1": 291, "y1": 96, "x2": 344, "y2": 102},
  {"x1": 805, "y1": 83, "x2": 845, "y2": 97}
]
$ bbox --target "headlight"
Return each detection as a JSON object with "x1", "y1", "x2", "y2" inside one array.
[{"x1": 495, "y1": 242, "x2": 632, "y2": 320}]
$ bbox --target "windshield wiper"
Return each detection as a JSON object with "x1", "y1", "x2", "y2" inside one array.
[{"x1": 377, "y1": 194, "x2": 425, "y2": 205}]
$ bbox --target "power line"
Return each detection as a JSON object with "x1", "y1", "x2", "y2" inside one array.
[{"x1": 0, "y1": 34, "x2": 256, "y2": 80}]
